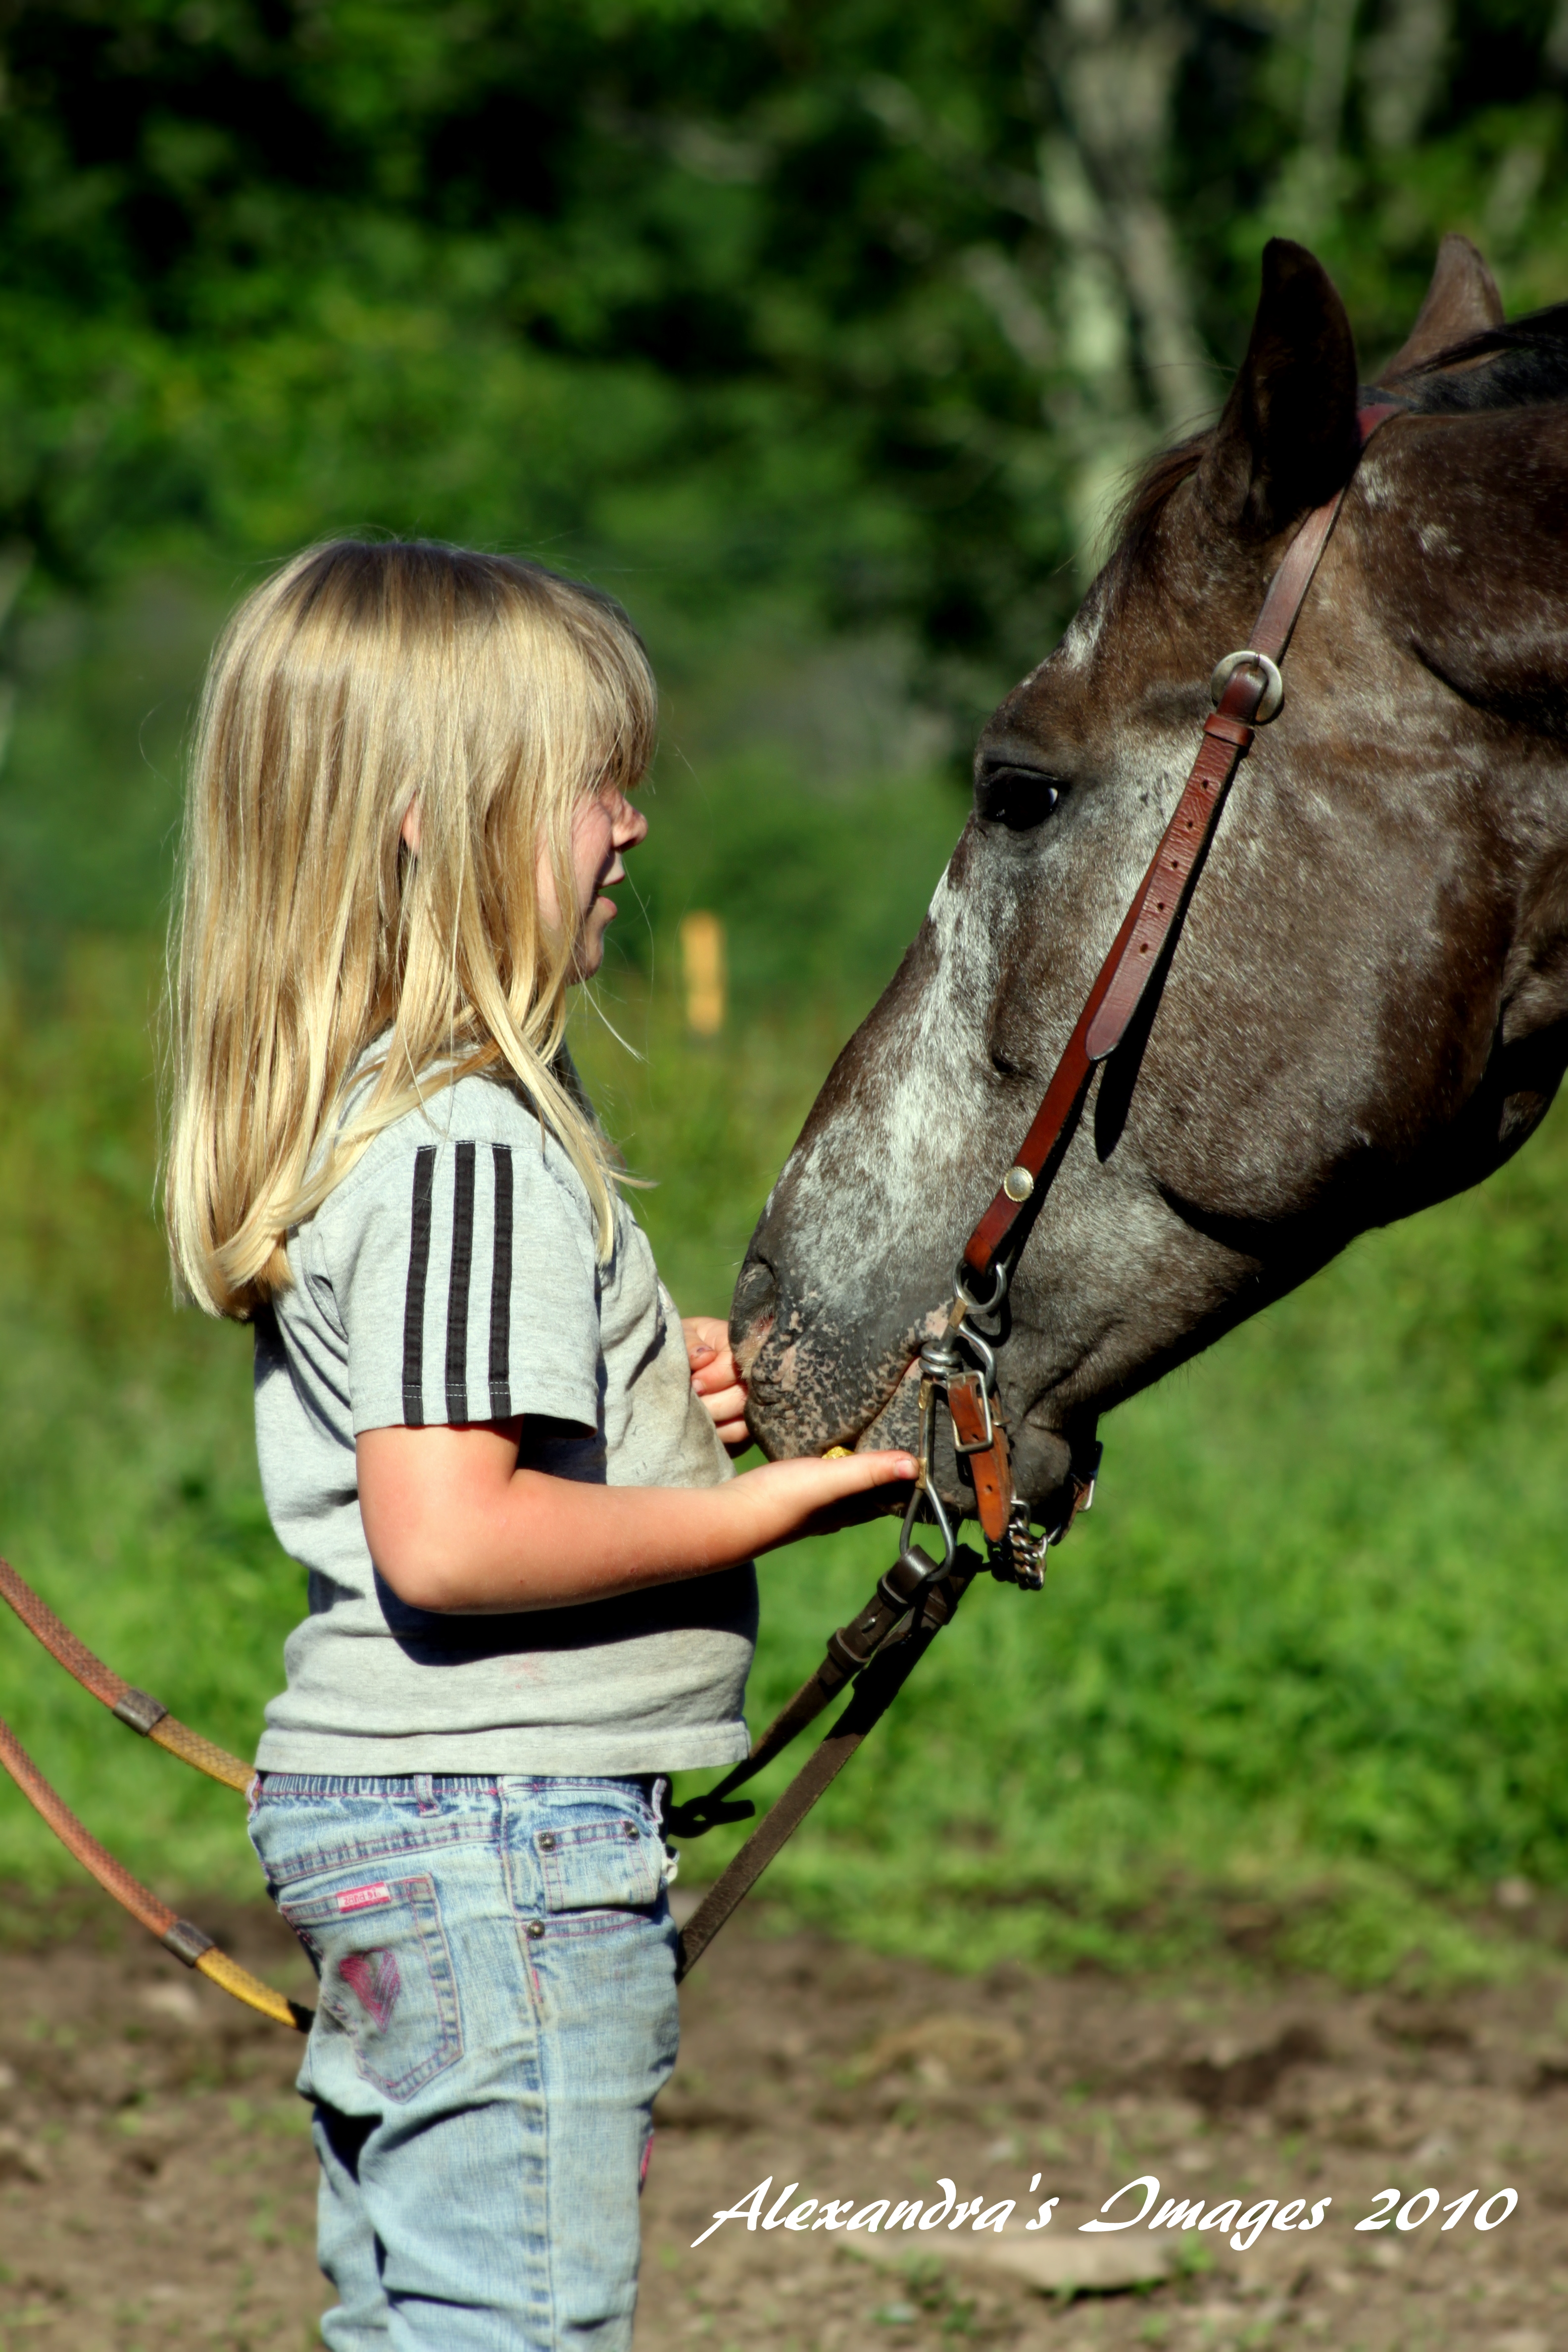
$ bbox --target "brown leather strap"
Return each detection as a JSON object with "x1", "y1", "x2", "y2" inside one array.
[
  {"x1": 959, "y1": 884, "x2": 1144, "y2": 1286},
  {"x1": 1081, "y1": 686, "x2": 1260, "y2": 1062},
  {"x1": 674, "y1": 1559, "x2": 977, "y2": 1981},
  {"x1": 664, "y1": 1542, "x2": 951, "y2": 1839},
  {"x1": 961, "y1": 403, "x2": 1400, "y2": 1291},
  {"x1": 1244, "y1": 415, "x2": 1398, "y2": 661},
  {"x1": 664, "y1": 1664, "x2": 841, "y2": 1839},
  {"x1": 947, "y1": 1372, "x2": 1012, "y2": 1544},
  {"x1": 0, "y1": 1557, "x2": 256, "y2": 1794}
]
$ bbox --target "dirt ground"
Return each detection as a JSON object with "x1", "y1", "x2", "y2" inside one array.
[{"x1": 0, "y1": 1891, "x2": 1561, "y2": 2351}]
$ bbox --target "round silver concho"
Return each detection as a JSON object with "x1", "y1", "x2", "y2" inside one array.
[
  {"x1": 1002, "y1": 1166, "x2": 1035, "y2": 1203},
  {"x1": 1210, "y1": 648, "x2": 1284, "y2": 725}
]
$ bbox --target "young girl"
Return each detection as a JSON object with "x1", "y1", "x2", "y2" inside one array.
[{"x1": 164, "y1": 540, "x2": 914, "y2": 2350}]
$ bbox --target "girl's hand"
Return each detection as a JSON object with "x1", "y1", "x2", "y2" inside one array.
[
  {"x1": 683, "y1": 1315, "x2": 751, "y2": 1453},
  {"x1": 732, "y1": 1449, "x2": 918, "y2": 1546}
]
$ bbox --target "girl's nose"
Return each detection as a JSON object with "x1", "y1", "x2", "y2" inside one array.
[{"x1": 615, "y1": 794, "x2": 649, "y2": 849}]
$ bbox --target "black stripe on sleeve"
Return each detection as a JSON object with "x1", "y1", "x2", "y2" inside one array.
[
  {"x1": 445, "y1": 1140, "x2": 477, "y2": 1419},
  {"x1": 489, "y1": 1144, "x2": 514, "y2": 1418},
  {"x1": 401, "y1": 1146, "x2": 438, "y2": 1426}
]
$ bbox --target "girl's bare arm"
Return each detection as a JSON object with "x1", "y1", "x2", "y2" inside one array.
[{"x1": 356, "y1": 1421, "x2": 916, "y2": 1614}]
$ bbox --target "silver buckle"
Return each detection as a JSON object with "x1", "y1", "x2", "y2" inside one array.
[{"x1": 1210, "y1": 648, "x2": 1283, "y2": 724}]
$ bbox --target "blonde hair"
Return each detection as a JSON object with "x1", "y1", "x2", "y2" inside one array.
[{"x1": 165, "y1": 539, "x2": 655, "y2": 1320}]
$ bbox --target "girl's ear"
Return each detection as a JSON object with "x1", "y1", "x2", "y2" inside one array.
[{"x1": 400, "y1": 798, "x2": 422, "y2": 854}]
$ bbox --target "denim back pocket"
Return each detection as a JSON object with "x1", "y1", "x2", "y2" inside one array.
[
  {"x1": 535, "y1": 1816, "x2": 663, "y2": 1926},
  {"x1": 280, "y1": 1872, "x2": 462, "y2": 2102}
]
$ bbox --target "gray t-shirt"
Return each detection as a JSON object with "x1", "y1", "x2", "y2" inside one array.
[{"x1": 252, "y1": 1066, "x2": 757, "y2": 1775}]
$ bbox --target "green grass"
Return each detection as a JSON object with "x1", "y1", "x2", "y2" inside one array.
[{"x1": 0, "y1": 571, "x2": 1566, "y2": 1989}]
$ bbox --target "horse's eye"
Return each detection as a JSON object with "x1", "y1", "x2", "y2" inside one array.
[{"x1": 976, "y1": 766, "x2": 1063, "y2": 832}]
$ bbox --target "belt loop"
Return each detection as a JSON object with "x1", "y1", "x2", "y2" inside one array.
[{"x1": 413, "y1": 1773, "x2": 436, "y2": 1808}]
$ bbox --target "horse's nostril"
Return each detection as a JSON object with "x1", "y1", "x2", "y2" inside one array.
[{"x1": 730, "y1": 1255, "x2": 779, "y2": 1350}]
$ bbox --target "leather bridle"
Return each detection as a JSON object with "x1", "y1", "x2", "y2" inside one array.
[{"x1": 909, "y1": 399, "x2": 1404, "y2": 1587}]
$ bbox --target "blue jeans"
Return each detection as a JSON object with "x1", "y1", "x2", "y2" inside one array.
[{"x1": 249, "y1": 1774, "x2": 680, "y2": 2351}]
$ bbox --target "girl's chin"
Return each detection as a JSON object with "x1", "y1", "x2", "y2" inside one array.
[{"x1": 570, "y1": 911, "x2": 614, "y2": 979}]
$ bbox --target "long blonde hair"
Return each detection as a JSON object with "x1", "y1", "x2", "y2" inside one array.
[{"x1": 165, "y1": 539, "x2": 655, "y2": 1320}]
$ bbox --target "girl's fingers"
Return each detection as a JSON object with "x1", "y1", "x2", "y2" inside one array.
[
  {"x1": 740, "y1": 1448, "x2": 919, "y2": 1495},
  {"x1": 735, "y1": 1449, "x2": 918, "y2": 1550},
  {"x1": 698, "y1": 1381, "x2": 748, "y2": 1428},
  {"x1": 792, "y1": 1449, "x2": 918, "y2": 1536},
  {"x1": 839, "y1": 1449, "x2": 919, "y2": 1485},
  {"x1": 783, "y1": 1449, "x2": 917, "y2": 1491},
  {"x1": 682, "y1": 1314, "x2": 731, "y2": 1374}
]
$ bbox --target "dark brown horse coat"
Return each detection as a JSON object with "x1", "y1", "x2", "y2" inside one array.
[{"x1": 733, "y1": 237, "x2": 1568, "y2": 1517}]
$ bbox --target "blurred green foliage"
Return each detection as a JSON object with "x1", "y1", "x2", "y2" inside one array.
[{"x1": 1, "y1": 0, "x2": 1566, "y2": 720}]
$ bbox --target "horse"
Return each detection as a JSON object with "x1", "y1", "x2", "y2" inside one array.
[{"x1": 730, "y1": 235, "x2": 1568, "y2": 1525}]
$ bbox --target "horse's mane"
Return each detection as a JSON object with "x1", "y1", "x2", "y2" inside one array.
[
  {"x1": 1395, "y1": 301, "x2": 1568, "y2": 411},
  {"x1": 1112, "y1": 298, "x2": 1568, "y2": 556},
  {"x1": 1114, "y1": 432, "x2": 1208, "y2": 553}
]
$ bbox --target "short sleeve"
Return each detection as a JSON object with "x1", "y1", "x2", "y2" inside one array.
[{"x1": 324, "y1": 1132, "x2": 602, "y2": 1434}]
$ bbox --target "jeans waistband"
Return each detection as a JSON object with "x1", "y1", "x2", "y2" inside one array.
[{"x1": 256, "y1": 1772, "x2": 659, "y2": 1799}]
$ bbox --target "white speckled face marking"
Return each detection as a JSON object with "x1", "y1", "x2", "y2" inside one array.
[
  {"x1": 1054, "y1": 588, "x2": 1108, "y2": 674},
  {"x1": 763, "y1": 849, "x2": 995, "y2": 1318}
]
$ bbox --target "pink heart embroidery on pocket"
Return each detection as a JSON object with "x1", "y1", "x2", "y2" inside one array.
[{"x1": 339, "y1": 1948, "x2": 402, "y2": 2031}]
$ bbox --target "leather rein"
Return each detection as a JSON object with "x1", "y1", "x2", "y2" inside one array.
[{"x1": 0, "y1": 404, "x2": 1398, "y2": 2008}]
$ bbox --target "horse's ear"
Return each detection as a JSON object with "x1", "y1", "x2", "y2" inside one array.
[
  {"x1": 1379, "y1": 233, "x2": 1503, "y2": 380},
  {"x1": 1195, "y1": 239, "x2": 1361, "y2": 538}
]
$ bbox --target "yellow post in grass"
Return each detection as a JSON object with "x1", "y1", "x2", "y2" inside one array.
[{"x1": 680, "y1": 912, "x2": 726, "y2": 1036}]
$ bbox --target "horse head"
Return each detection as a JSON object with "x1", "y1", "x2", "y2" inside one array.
[{"x1": 733, "y1": 236, "x2": 1568, "y2": 1521}]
